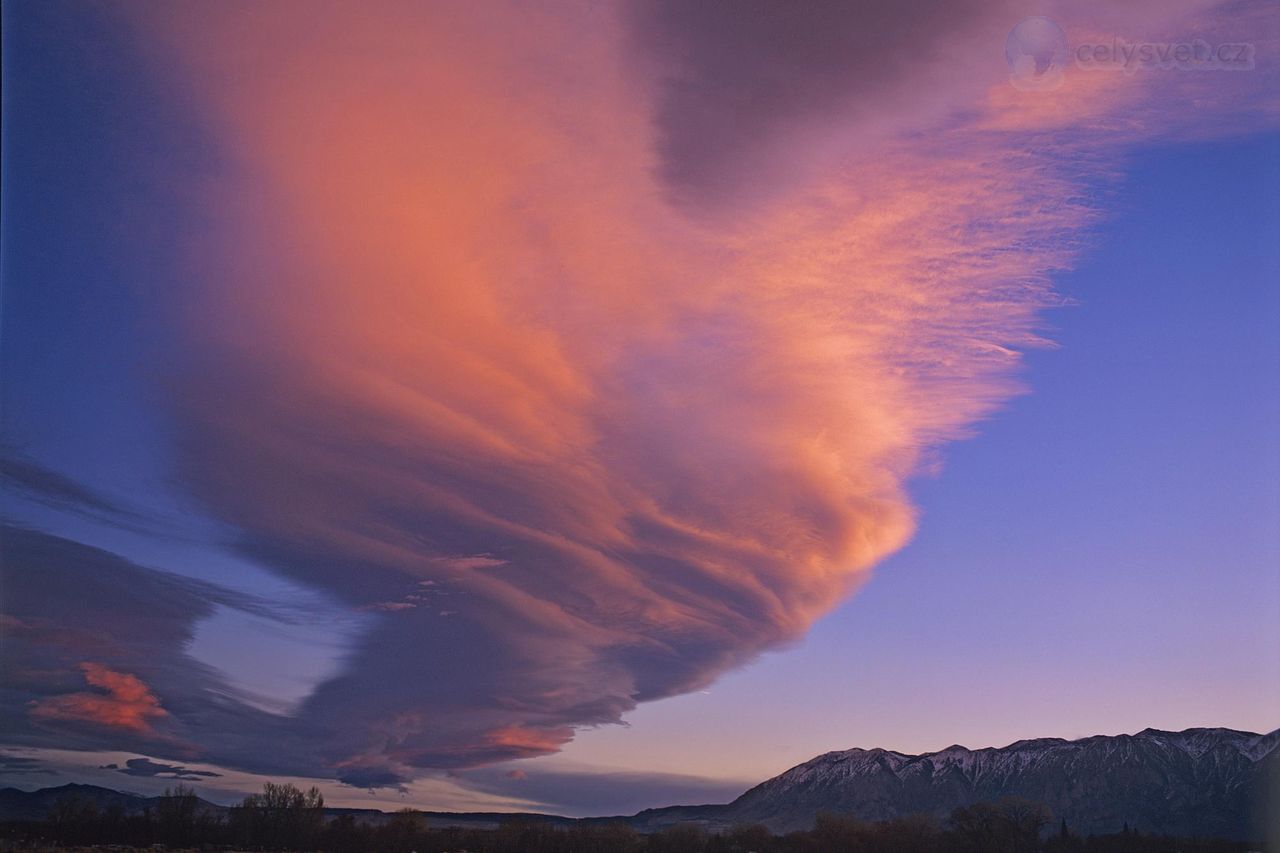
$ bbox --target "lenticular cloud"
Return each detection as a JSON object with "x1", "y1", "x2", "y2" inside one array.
[{"x1": 97, "y1": 0, "x2": 1268, "y2": 784}]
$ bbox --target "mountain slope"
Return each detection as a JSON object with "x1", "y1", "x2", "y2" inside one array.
[
  {"x1": 0, "y1": 783, "x2": 224, "y2": 822},
  {"x1": 631, "y1": 726, "x2": 1278, "y2": 838}
]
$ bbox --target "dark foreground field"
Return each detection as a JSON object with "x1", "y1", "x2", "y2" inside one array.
[{"x1": 0, "y1": 792, "x2": 1264, "y2": 853}]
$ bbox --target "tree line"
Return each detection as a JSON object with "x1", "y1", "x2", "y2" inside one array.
[{"x1": 0, "y1": 783, "x2": 1256, "y2": 852}]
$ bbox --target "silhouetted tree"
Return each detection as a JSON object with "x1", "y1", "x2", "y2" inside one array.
[
  {"x1": 875, "y1": 814, "x2": 941, "y2": 853},
  {"x1": 154, "y1": 782, "x2": 200, "y2": 847},
  {"x1": 574, "y1": 822, "x2": 644, "y2": 853},
  {"x1": 47, "y1": 793, "x2": 99, "y2": 845},
  {"x1": 649, "y1": 822, "x2": 710, "y2": 853},
  {"x1": 722, "y1": 822, "x2": 771, "y2": 851},
  {"x1": 322, "y1": 812, "x2": 367, "y2": 853},
  {"x1": 811, "y1": 812, "x2": 867, "y2": 851},
  {"x1": 951, "y1": 798, "x2": 1050, "y2": 853},
  {"x1": 231, "y1": 781, "x2": 325, "y2": 849},
  {"x1": 381, "y1": 807, "x2": 427, "y2": 853}
]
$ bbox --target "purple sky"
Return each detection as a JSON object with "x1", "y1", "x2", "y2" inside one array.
[{"x1": 1, "y1": 0, "x2": 1277, "y2": 816}]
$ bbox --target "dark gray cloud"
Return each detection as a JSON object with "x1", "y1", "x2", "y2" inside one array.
[
  {"x1": 626, "y1": 0, "x2": 1010, "y2": 208},
  {"x1": 0, "y1": 524, "x2": 222, "y2": 723},
  {"x1": 0, "y1": 524, "x2": 330, "y2": 780},
  {"x1": 102, "y1": 758, "x2": 222, "y2": 780}
]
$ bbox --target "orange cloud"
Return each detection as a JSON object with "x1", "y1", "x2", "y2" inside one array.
[
  {"x1": 29, "y1": 662, "x2": 167, "y2": 734},
  {"x1": 111, "y1": 0, "x2": 1277, "y2": 784}
]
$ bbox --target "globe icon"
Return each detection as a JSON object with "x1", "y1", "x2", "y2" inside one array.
[{"x1": 1005, "y1": 17, "x2": 1068, "y2": 91}]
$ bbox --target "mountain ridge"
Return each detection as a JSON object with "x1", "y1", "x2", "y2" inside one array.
[{"x1": 643, "y1": 725, "x2": 1279, "y2": 838}]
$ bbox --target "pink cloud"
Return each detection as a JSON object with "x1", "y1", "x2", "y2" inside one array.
[
  {"x1": 103, "y1": 0, "x2": 1279, "y2": 785},
  {"x1": 29, "y1": 663, "x2": 167, "y2": 735}
]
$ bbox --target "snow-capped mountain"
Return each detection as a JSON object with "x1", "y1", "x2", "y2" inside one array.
[{"x1": 632, "y1": 726, "x2": 1279, "y2": 838}]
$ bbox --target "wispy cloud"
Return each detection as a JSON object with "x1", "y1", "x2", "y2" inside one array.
[
  {"x1": 0, "y1": 449, "x2": 141, "y2": 528},
  {"x1": 0, "y1": 751, "x2": 49, "y2": 775}
]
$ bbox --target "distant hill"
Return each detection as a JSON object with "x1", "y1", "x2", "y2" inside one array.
[
  {"x1": 5, "y1": 726, "x2": 1275, "y2": 840},
  {"x1": 0, "y1": 783, "x2": 222, "y2": 822},
  {"x1": 630, "y1": 726, "x2": 1279, "y2": 839}
]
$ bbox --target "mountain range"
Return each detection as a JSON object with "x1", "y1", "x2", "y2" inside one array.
[
  {"x1": 631, "y1": 726, "x2": 1279, "y2": 839},
  {"x1": 3, "y1": 726, "x2": 1276, "y2": 840}
]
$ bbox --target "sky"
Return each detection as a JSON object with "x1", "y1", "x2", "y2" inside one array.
[{"x1": 1, "y1": 0, "x2": 1277, "y2": 818}]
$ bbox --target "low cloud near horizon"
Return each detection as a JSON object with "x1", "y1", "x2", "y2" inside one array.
[{"x1": 2, "y1": 0, "x2": 1276, "y2": 799}]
